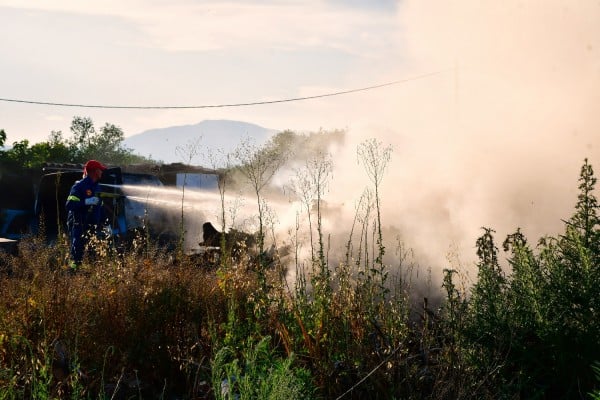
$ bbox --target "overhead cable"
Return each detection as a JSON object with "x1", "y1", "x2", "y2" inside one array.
[{"x1": 0, "y1": 69, "x2": 450, "y2": 110}]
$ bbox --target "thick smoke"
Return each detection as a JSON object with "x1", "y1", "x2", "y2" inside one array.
[
  {"x1": 125, "y1": 1, "x2": 599, "y2": 293},
  {"x1": 304, "y1": 1, "x2": 600, "y2": 288}
]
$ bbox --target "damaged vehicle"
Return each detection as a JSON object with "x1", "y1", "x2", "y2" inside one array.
[{"x1": 0, "y1": 162, "x2": 220, "y2": 253}]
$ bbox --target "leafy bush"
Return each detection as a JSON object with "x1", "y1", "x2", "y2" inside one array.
[
  {"x1": 211, "y1": 336, "x2": 314, "y2": 400},
  {"x1": 460, "y1": 159, "x2": 600, "y2": 399}
]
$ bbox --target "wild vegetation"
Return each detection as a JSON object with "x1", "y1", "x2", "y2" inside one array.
[{"x1": 0, "y1": 121, "x2": 599, "y2": 399}]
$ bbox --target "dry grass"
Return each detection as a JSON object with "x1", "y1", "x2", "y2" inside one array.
[
  {"x1": 0, "y1": 230, "x2": 458, "y2": 399},
  {"x1": 0, "y1": 234, "x2": 235, "y2": 398}
]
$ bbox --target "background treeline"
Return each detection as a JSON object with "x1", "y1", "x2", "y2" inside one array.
[
  {"x1": 0, "y1": 117, "x2": 150, "y2": 168},
  {"x1": 0, "y1": 117, "x2": 346, "y2": 170},
  {"x1": 0, "y1": 126, "x2": 598, "y2": 399}
]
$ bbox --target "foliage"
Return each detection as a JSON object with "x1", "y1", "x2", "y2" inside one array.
[
  {"x1": 0, "y1": 137, "x2": 69, "y2": 169},
  {"x1": 0, "y1": 116, "x2": 151, "y2": 169},
  {"x1": 458, "y1": 158, "x2": 600, "y2": 399},
  {"x1": 0, "y1": 131, "x2": 598, "y2": 400},
  {"x1": 591, "y1": 362, "x2": 600, "y2": 400},
  {"x1": 267, "y1": 128, "x2": 345, "y2": 168},
  {"x1": 0, "y1": 234, "x2": 228, "y2": 399},
  {"x1": 66, "y1": 116, "x2": 150, "y2": 164},
  {"x1": 211, "y1": 336, "x2": 314, "y2": 400}
]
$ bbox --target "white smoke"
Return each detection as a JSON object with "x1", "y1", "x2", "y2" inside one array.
[
  {"x1": 120, "y1": 1, "x2": 600, "y2": 293},
  {"x1": 304, "y1": 0, "x2": 600, "y2": 287}
]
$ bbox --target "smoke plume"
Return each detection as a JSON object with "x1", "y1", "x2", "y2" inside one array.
[
  {"x1": 308, "y1": 0, "x2": 600, "y2": 288},
  {"x1": 127, "y1": 1, "x2": 600, "y2": 293}
]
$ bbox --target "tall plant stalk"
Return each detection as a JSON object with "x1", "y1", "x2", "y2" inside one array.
[
  {"x1": 290, "y1": 153, "x2": 332, "y2": 271},
  {"x1": 234, "y1": 136, "x2": 288, "y2": 288},
  {"x1": 205, "y1": 147, "x2": 235, "y2": 266},
  {"x1": 357, "y1": 138, "x2": 392, "y2": 269},
  {"x1": 175, "y1": 137, "x2": 201, "y2": 259}
]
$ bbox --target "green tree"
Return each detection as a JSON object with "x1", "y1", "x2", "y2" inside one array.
[
  {"x1": 1, "y1": 137, "x2": 70, "y2": 169},
  {"x1": 5, "y1": 139, "x2": 33, "y2": 167},
  {"x1": 69, "y1": 116, "x2": 95, "y2": 153},
  {"x1": 0, "y1": 117, "x2": 150, "y2": 169},
  {"x1": 66, "y1": 116, "x2": 149, "y2": 164},
  {"x1": 45, "y1": 130, "x2": 72, "y2": 162},
  {"x1": 0, "y1": 129, "x2": 6, "y2": 148},
  {"x1": 268, "y1": 129, "x2": 345, "y2": 167}
]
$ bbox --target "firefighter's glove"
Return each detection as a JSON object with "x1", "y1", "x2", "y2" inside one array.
[{"x1": 85, "y1": 196, "x2": 100, "y2": 206}]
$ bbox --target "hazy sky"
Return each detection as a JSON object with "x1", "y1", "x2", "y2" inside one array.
[
  {"x1": 1, "y1": 0, "x2": 599, "y2": 275},
  {"x1": 0, "y1": 0, "x2": 403, "y2": 142}
]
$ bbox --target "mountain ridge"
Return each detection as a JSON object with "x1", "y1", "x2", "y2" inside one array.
[{"x1": 123, "y1": 119, "x2": 278, "y2": 164}]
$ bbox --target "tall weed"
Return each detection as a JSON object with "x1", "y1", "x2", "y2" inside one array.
[{"x1": 457, "y1": 159, "x2": 600, "y2": 399}]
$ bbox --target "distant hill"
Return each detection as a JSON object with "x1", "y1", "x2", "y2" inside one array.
[{"x1": 123, "y1": 120, "x2": 278, "y2": 164}]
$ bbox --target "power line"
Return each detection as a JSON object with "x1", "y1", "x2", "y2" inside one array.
[{"x1": 0, "y1": 69, "x2": 450, "y2": 110}]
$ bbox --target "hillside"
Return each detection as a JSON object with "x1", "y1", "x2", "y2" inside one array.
[{"x1": 123, "y1": 119, "x2": 278, "y2": 164}]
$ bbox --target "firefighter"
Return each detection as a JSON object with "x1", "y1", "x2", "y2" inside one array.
[{"x1": 65, "y1": 159, "x2": 107, "y2": 271}]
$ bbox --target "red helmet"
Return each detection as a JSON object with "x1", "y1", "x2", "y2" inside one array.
[{"x1": 84, "y1": 160, "x2": 107, "y2": 172}]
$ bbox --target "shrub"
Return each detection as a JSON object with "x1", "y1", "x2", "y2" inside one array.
[{"x1": 459, "y1": 159, "x2": 600, "y2": 399}]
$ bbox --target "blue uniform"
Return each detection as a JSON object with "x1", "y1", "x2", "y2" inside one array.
[{"x1": 65, "y1": 176, "x2": 103, "y2": 264}]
